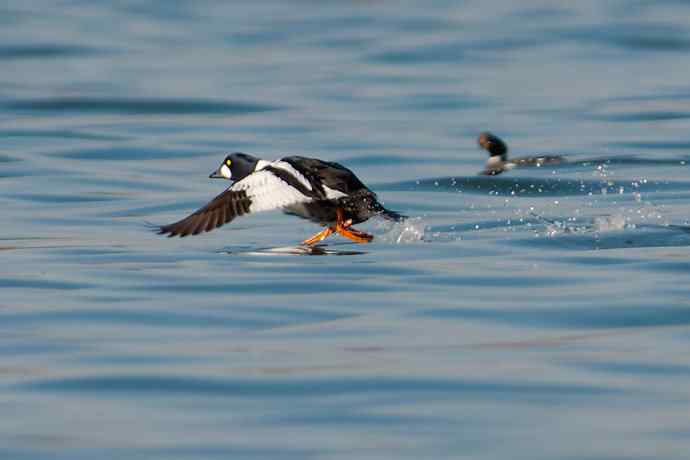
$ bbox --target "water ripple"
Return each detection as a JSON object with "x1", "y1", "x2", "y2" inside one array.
[
  {"x1": 368, "y1": 38, "x2": 538, "y2": 64},
  {"x1": 0, "y1": 129, "x2": 126, "y2": 141},
  {"x1": 4, "y1": 98, "x2": 281, "y2": 115},
  {"x1": 19, "y1": 375, "x2": 620, "y2": 400},
  {"x1": 421, "y1": 304, "x2": 690, "y2": 329},
  {"x1": 53, "y1": 146, "x2": 217, "y2": 161},
  {"x1": 0, "y1": 446, "x2": 315, "y2": 460},
  {"x1": 512, "y1": 226, "x2": 690, "y2": 251},
  {"x1": 9, "y1": 193, "x2": 123, "y2": 204},
  {"x1": 0, "y1": 277, "x2": 92, "y2": 290},
  {"x1": 558, "y1": 23, "x2": 690, "y2": 51},
  {"x1": 0, "y1": 44, "x2": 103, "y2": 60},
  {"x1": 133, "y1": 280, "x2": 391, "y2": 295},
  {"x1": 609, "y1": 141, "x2": 690, "y2": 150},
  {"x1": 393, "y1": 93, "x2": 486, "y2": 111},
  {"x1": 0, "y1": 309, "x2": 315, "y2": 330},
  {"x1": 0, "y1": 154, "x2": 19, "y2": 163},
  {"x1": 573, "y1": 361, "x2": 690, "y2": 377},
  {"x1": 587, "y1": 111, "x2": 690, "y2": 122},
  {"x1": 382, "y1": 176, "x2": 690, "y2": 197}
]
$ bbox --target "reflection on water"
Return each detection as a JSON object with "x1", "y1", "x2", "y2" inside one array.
[
  {"x1": 222, "y1": 244, "x2": 368, "y2": 257},
  {"x1": 3, "y1": 0, "x2": 690, "y2": 459}
]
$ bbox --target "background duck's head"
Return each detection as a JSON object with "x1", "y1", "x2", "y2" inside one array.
[
  {"x1": 209, "y1": 153, "x2": 260, "y2": 181},
  {"x1": 478, "y1": 132, "x2": 508, "y2": 163}
]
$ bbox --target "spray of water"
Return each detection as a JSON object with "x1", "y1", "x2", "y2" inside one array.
[{"x1": 375, "y1": 216, "x2": 428, "y2": 244}]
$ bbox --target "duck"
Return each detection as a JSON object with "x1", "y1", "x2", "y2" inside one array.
[
  {"x1": 478, "y1": 132, "x2": 565, "y2": 175},
  {"x1": 158, "y1": 153, "x2": 404, "y2": 245}
]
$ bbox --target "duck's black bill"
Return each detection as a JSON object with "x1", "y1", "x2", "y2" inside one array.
[{"x1": 209, "y1": 167, "x2": 224, "y2": 179}]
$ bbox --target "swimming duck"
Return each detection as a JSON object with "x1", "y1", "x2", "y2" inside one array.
[
  {"x1": 478, "y1": 132, "x2": 565, "y2": 175},
  {"x1": 158, "y1": 153, "x2": 403, "y2": 245}
]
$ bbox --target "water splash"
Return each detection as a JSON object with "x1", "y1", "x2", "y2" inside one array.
[
  {"x1": 533, "y1": 212, "x2": 632, "y2": 237},
  {"x1": 592, "y1": 214, "x2": 629, "y2": 232},
  {"x1": 376, "y1": 216, "x2": 428, "y2": 244}
]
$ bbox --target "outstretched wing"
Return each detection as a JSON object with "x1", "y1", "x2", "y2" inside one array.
[
  {"x1": 158, "y1": 169, "x2": 313, "y2": 237},
  {"x1": 158, "y1": 188, "x2": 252, "y2": 237}
]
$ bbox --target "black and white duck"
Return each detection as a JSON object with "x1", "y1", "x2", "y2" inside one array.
[
  {"x1": 158, "y1": 153, "x2": 403, "y2": 245},
  {"x1": 478, "y1": 132, "x2": 565, "y2": 175}
]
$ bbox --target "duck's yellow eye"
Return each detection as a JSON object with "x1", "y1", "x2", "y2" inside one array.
[{"x1": 225, "y1": 159, "x2": 232, "y2": 166}]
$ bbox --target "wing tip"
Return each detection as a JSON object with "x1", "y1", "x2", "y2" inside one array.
[
  {"x1": 151, "y1": 188, "x2": 252, "y2": 239},
  {"x1": 146, "y1": 221, "x2": 174, "y2": 237},
  {"x1": 155, "y1": 224, "x2": 182, "y2": 238}
]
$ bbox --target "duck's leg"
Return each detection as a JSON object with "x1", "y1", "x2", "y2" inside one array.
[
  {"x1": 337, "y1": 226, "x2": 373, "y2": 243},
  {"x1": 302, "y1": 226, "x2": 335, "y2": 246},
  {"x1": 335, "y1": 209, "x2": 373, "y2": 243}
]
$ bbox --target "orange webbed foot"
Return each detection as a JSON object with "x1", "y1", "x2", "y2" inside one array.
[
  {"x1": 303, "y1": 209, "x2": 374, "y2": 245},
  {"x1": 334, "y1": 209, "x2": 372, "y2": 243},
  {"x1": 302, "y1": 227, "x2": 335, "y2": 246},
  {"x1": 336, "y1": 226, "x2": 373, "y2": 243}
]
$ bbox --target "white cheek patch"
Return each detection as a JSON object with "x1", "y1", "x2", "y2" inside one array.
[
  {"x1": 221, "y1": 164, "x2": 232, "y2": 179},
  {"x1": 323, "y1": 185, "x2": 348, "y2": 200}
]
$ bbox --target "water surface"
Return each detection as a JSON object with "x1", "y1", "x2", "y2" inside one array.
[{"x1": 2, "y1": 1, "x2": 690, "y2": 459}]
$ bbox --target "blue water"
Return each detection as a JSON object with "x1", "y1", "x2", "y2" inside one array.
[{"x1": 2, "y1": 1, "x2": 690, "y2": 459}]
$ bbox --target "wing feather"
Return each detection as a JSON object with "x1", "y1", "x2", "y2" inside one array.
[
  {"x1": 158, "y1": 169, "x2": 312, "y2": 237},
  {"x1": 158, "y1": 188, "x2": 252, "y2": 237}
]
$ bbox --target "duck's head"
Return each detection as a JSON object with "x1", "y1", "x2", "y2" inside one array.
[
  {"x1": 209, "y1": 153, "x2": 260, "y2": 181},
  {"x1": 478, "y1": 132, "x2": 508, "y2": 162},
  {"x1": 477, "y1": 132, "x2": 509, "y2": 175}
]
